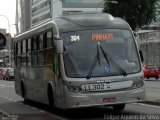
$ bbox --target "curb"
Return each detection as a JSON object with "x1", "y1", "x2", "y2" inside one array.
[
  {"x1": 140, "y1": 100, "x2": 160, "y2": 106},
  {"x1": 145, "y1": 80, "x2": 160, "y2": 82}
]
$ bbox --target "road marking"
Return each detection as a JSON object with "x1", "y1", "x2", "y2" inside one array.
[
  {"x1": 0, "y1": 84, "x2": 14, "y2": 88},
  {"x1": 0, "y1": 95, "x2": 17, "y2": 103},
  {"x1": 4, "y1": 96, "x2": 8, "y2": 99},
  {"x1": 0, "y1": 94, "x2": 65, "y2": 120},
  {"x1": 39, "y1": 110, "x2": 46, "y2": 113},
  {"x1": 135, "y1": 103, "x2": 160, "y2": 109},
  {"x1": 0, "y1": 85, "x2": 4, "y2": 88},
  {"x1": 9, "y1": 99, "x2": 13, "y2": 101},
  {"x1": 24, "y1": 105, "x2": 30, "y2": 108},
  {"x1": 31, "y1": 107, "x2": 38, "y2": 110},
  {"x1": 0, "y1": 95, "x2": 4, "y2": 98}
]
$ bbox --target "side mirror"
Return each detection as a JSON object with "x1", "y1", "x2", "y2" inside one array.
[
  {"x1": 139, "y1": 50, "x2": 144, "y2": 62},
  {"x1": 54, "y1": 35, "x2": 63, "y2": 54}
]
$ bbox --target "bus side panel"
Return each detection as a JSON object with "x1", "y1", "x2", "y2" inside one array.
[
  {"x1": 15, "y1": 68, "x2": 22, "y2": 97},
  {"x1": 28, "y1": 67, "x2": 48, "y2": 104}
]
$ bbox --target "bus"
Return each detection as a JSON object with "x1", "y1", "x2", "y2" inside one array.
[{"x1": 14, "y1": 13, "x2": 145, "y2": 111}]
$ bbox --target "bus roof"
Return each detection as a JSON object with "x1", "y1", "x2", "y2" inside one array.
[
  {"x1": 15, "y1": 20, "x2": 57, "y2": 42},
  {"x1": 54, "y1": 13, "x2": 131, "y2": 33},
  {"x1": 15, "y1": 13, "x2": 131, "y2": 42}
]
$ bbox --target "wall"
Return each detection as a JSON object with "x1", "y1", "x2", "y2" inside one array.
[{"x1": 138, "y1": 30, "x2": 160, "y2": 68}]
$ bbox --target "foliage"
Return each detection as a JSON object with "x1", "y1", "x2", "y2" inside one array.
[{"x1": 103, "y1": 0, "x2": 157, "y2": 31}]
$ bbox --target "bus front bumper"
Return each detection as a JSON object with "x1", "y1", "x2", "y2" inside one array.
[{"x1": 62, "y1": 87, "x2": 145, "y2": 109}]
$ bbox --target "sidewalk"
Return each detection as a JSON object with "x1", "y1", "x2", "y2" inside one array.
[{"x1": 141, "y1": 79, "x2": 160, "y2": 106}]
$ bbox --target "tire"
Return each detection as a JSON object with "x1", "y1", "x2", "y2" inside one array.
[
  {"x1": 113, "y1": 104, "x2": 125, "y2": 111},
  {"x1": 21, "y1": 83, "x2": 28, "y2": 104},
  {"x1": 147, "y1": 77, "x2": 150, "y2": 79},
  {"x1": 48, "y1": 86, "x2": 56, "y2": 110},
  {"x1": 48, "y1": 86, "x2": 61, "y2": 113},
  {"x1": 155, "y1": 76, "x2": 159, "y2": 80}
]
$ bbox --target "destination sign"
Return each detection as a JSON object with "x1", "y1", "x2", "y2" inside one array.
[{"x1": 92, "y1": 33, "x2": 113, "y2": 41}]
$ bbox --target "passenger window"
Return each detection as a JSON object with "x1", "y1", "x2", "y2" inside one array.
[
  {"x1": 17, "y1": 42, "x2": 22, "y2": 67},
  {"x1": 45, "y1": 48, "x2": 53, "y2": 65},
  {"x1": 28, "y1": 38, "x2": 31, "y2": 51},
  {"x1": 18, "y1": 42, "x2": 21, "y2": 55},
  {"x1": 22, "y1": 40, "x2": 27, "y2": 66},
  {"x1": 46, "y1": 31, "x2": 53, "y2": 48},
  {"x1": 22, "y1": 40, "x2": 26, "y2": 54},
  {"x1": 39, "y1": 34, "x2": 44, "y2": 49},
  {"x1": 27, "y1": 38, "x2": 32, "y2": 66},
  {"x1": 38, "y1": 50, "x2": 44, "y2": 65},
  {"x1": 32, "y1": 36, "x2": 39, "y2": 51},
  {"x1": 32, "y1": 51, "x2": 38, "y2": 66},
  {"x1": 27, "y1": 51, "x2": 31, "y2": 66}
]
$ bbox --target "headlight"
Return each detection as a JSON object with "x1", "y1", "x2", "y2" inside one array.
[
  {"x1": 67, "y1": 86, "x2": 81, "y2": 93},
  {"x1": 132, "y1": 80, "x2": 144, "y2": 88}
]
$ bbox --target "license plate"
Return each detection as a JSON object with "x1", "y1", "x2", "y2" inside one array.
[
  {"x1": 150, "y1": 70, "x2": 154, "y2": 73},
  {"x1": 103, "y1": 97, "x2": 116, "y2": 102},
  {"x1": 81, "y1": 83, "x2": 110, "y2": 92}
]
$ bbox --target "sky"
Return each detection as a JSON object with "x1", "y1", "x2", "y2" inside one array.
[{"x1": 0, "y1": 0, "x2": 16, "y2": 36}]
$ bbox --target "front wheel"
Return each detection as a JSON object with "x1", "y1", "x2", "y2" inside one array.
[
  {"x1": 112, "y1": 104, "x2": 125, "y2": 111},
  {"x1": 48, "y1": 88, "x2": 61, "y2": 113},
  {"x1": 48, "y1": 90, "x2": 54, "y2": 109},
  {"x1": 21, "y1": 83, "x2": 28, "y2": 104}
]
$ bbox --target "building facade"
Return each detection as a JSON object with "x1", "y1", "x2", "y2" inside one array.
[
  {"x1": 16, "y1": 0, "x2": 104, "y2": 34},
  {"x1": 62, "y1": 0, "x2": 103, "y2": 13},
  {"x1": 0, "y1": 29, "x2": 13, "y2": 67}
]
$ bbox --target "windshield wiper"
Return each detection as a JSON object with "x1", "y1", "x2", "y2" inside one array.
[
  {"x1": 99, "y1": 44, "x2": 127, "y2": 77},
  {"x1": 86, "y1": 43, "x2": 101, "y2": 79},
  {"x1": 86, "y1": 42, "x2": 127, "y2": 79}
]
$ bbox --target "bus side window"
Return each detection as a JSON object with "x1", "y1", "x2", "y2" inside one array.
[
  {"x1": 52, "y1": 28, "x2": 57, "y2": 47},
  {"x1": 44, "y1": 30, "x2": 54, "y2": 65},
  {"x1": 27, "y1": 38, "x2": 32, "y2": 66},
  {"x1": 32, "y1": 36, "x2": 39, "y2": 51},
  {"x1": 31, "y1": 36, "x2": 38, "y2": 66},
  {"x1": 21, "y1": 40, "x2": 27, "y2": 66},
  {"x1": 17, "y1": 42, "x2": 22, "y2": 67},
  {"x1": 39, "y1": 34, "x2": 44, "y2": 49},
  {"x1": 14, "y1": 43, "x2": 17, "y2": 66},
  {"x1": 38, "y1": 34, "x2": 45, "y2": 66},
  {"x1": 46, "y1": 31, "x2": 53, "y2": 48}
]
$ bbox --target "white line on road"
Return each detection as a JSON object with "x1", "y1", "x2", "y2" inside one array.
[
  {"x1": 39, "y1": 110, "x2": 46, "y2": 113},
  {"x1": 31, "y1": 107, "x2": 38, "y2": 110},
  {"x1": 4, "y1": 96, "x2": 8, "y2": 99},
  {"x1": 0, "y1": 95, "x2": 66, "y2": 120},
  {"x1": 134, "y1": 103, "x2": 160, "y2": 109},
  {"x1": 0, "y1": 84, "x2": 14, "y2": 88}
]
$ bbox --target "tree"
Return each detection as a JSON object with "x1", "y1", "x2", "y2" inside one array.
[{"x1": 103, "y1": 0, "x2": 157, "y2": 31}]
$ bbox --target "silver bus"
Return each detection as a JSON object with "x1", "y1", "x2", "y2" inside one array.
[{"x1": 14, "y1": 13, "x2": 145, "y2": 111}]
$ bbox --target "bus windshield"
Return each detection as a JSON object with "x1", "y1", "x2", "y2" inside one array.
[{"x1": 61, "y1": 29, "x2": 141, "y2": 78}]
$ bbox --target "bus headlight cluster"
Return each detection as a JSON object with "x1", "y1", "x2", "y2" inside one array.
[
  {"x1": 67, "y1": 86, "x2": 81, "y2": 93},
  {"x1": 132, "y1": 80, "x2": 144, "y2": 88}
]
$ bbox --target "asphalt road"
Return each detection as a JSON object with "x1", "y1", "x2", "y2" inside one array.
[
  {"x1": 145, "y1": 79, "x2": 160, "y2": 101},
  {"x1": 0, "y1": 80, "x2": 160, "y2": 120}
]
